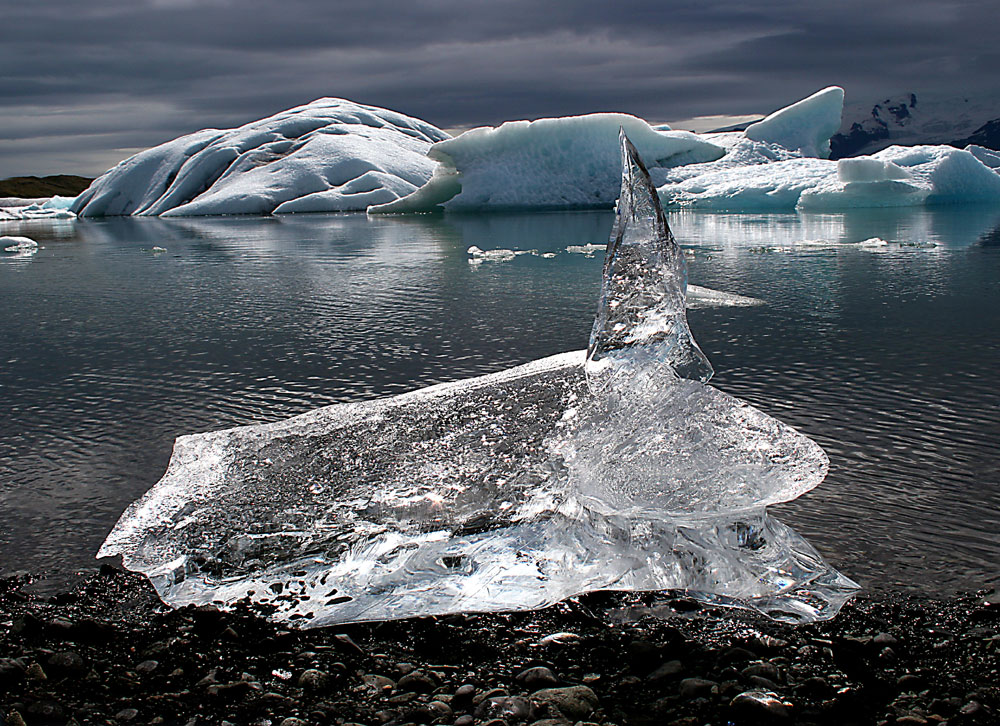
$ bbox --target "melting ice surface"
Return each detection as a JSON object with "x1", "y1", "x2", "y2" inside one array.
[{"x1": 99, "y1": 131, "x2": 858, "y2": 626}]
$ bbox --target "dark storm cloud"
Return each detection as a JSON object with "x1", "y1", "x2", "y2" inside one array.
[{"x1": 0, "y1": 0, "x2": 995, "y2": 176}]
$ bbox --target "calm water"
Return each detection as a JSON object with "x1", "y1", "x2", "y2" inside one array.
[{"x1": 2, "y1": 206, "x2": 999, "y2": 595}]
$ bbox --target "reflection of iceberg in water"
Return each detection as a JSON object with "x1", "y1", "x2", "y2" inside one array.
[{"x1": 99, "y1": 131, "x2": 858, "y2": 626}]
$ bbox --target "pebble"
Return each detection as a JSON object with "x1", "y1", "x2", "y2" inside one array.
[
  {"x1": 516, "y1": 666, "x2": 560, "y2": 689},
  {"x1": 730, "y1": 690, "x2": 791, "y2": 720},
  {"x1": 741, "y1": 661, "x2": 780, "y2": 681},
  {"x1": 647, "y1": 660, "x2": 683, "y2": 683},
  {"x1": 47, "y1": 650, "x2": 87, "y2": 677},
  {"x1": 678, "y1": 678, "x2": 718, "y2": 699},
  {"x1": 397, "y1": 669, "x2": 437, "y2": 693},
  {"x1": 362, "y1": 673, "x2": 396, "y2": 692},
  {"x1": 115, "y1": 708, "x2": 140, "y2": 721},
  {"x1": 476, "y1": 695, "x2": 534, "y2": 722},
  {"x1": 531, "y1": 685, "x2": 598, "y2": 719},
  {"x1": 297, "y1": 668, "x2": 330, "y2": 690},
  {"x1": 25, "y1": 662, "x2": 47, "y2": 681},
  {"x1": 454, "y1": 716, "x2": 475, "y2": 726},
  {"x1": 135, "y1": 659, "x2": 159, "y2": 675},
  {"x1": 453, "y1": 682, "x2": 478, "y2": 706},
  {"x1": 536, "y1": 632, "x2": 581, "y2": 646}
]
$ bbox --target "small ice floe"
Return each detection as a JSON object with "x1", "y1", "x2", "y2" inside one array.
[
  {"x1": 151, "y1": 246, "x2": 168, "y2": 254},
  {"x1": 540, "y1": 252, "x2": 557, "y2": 259},
  {"x1": 856, "y1": 237, "x2": 889, "y2": 248},
  {"x1": 2, "y1": 235, "x2": 39, "y2": 253},
  {"x1": 466, "y1": 245, "x2": 534, "y2": 264},
  {"x1": 565, "y1": 243, "x2": 606, "y2": 255},
  {"x1": 687, "y1": 284, "x2": 763, "y2": 309}
]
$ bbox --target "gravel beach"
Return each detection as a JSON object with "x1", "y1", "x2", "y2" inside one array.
[{"x1": 1, "y1": 568, "x2": 997, "y2": 726}]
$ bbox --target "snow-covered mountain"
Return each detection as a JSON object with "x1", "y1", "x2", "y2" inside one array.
[{"x1": 831, "y1": 91, "x2": 1000, "y2": 158}]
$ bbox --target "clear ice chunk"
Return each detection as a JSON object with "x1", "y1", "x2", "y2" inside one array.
[{"x1": 99, "y1": 131, "x2": 858, "y2": 626}]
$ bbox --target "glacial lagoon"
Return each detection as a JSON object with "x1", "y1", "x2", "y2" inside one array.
[{"x1": 2, "y1": 205, "x2": 999, "y2": 598}]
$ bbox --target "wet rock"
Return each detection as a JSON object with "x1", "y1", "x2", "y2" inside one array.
[
  {"x1": 873, "y1": 632, "x2": 899, "y2": 647},
  {"x1": 722, "y1": 646, "x2": 757, "y2": 664},
  {"x1": 333, "y1": 633, "x2": 366, "y2": 656},
  {"x1": 362, "y1": 673, "x2": 395, "y2": 692},
  {"x1": 297, "y1": 668, "x2": 330, "y2": 690},
  {"x1": 403, "y1": 704, "x2": 437, "y2": 723},
  {"x1": 46, "y1": 650, "x2": 87, "y2": 678},
  {"x1": 531, "y1": 686, "x2": 598, "y2": 719},
  {"x1": 278, "y1": 719, "x2": 308, "y2": 726},
  {"x1": 397, "y1": 669, "x2": 437, "y2": 693},
  {"x1": 516, "y1": 666, "x2": 560, "y2": 689},
  {"x1": 678, "y1": 678, "x2": 718, "y2": 699},
  {"x1": 627, "y1": 640, "x2": 662, "y2": 673},
  {"x1": 454, "y1": 715, "x2": 475, "y2": 726},
  {"x1": 115, "y1": 708, "x2": 140, "y2": 721},
  {"x1": 26, "y1": 699, "x2": 63, "y2": 719},
  {"x1": 451, "y1": 683, "x2": 478, "y2": 708},
  {"x1": 135, "y1": 659, "x2": 159, "y2": 675},
  {"x1": 205, "y1": 681, "x2": 253, "y2": 701},
  {"x1": 647, "y1": 660, "x2": 683, "y2": 683},
  {"x1": 795, "y1": 676, "x2": 832, "y2": 699},
  {"x1": 0, "y1": 658, "x2": 25, "y2": 686},
  {"x1": 476, "y1": 696, "x2": 534, "y2": 722},
  {"x1": 741, "y1": 662, "x2": 780, "y2": 682},
  {"x1": 5, "y1": 712, "x2": 26, "y2": 726},
  {"x1": 730, "y1": 690, "x2": 791, "y2": 721},
  {"x1": 25, "y1": 662, "x2": 47, "y2": 681},
  {"x1": 537, "y1": 632, "x2": 581, "y2": 647}
]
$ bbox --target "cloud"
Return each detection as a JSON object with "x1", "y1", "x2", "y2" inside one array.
[{"x1": 0, "y1": 0, "x2": 996, "y2": 176}]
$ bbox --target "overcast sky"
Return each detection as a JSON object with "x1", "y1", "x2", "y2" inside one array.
[{"x1": 2, "y1": 0, "x2": 997, "y2": 177}]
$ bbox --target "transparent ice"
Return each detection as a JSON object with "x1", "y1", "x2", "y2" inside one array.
[{"x1": 99, "y1": 131, "x2": 858, "y2": 626}]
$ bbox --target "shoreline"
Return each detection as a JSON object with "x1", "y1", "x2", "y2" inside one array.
[{"x1": 1, "y1": 568, "x2": 997, "y2": 725}]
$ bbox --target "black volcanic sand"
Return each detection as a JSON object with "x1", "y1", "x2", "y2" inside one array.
[{"x1": 1, "y1": 568, "x2": 997, "y2": 726}]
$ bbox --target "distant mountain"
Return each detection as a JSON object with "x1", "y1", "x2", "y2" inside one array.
[
  {"x1": 0, "y1": 175, "x2": 93, "y2": 198},
  {"x1": 830, "y1": 92, "x2": 1000, "y2": 159}
]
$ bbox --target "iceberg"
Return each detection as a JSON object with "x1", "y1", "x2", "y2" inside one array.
[
  {"x1": 658, "y1": 87, "x2": 1000, "y2": 211},
  {"x1": 71, "y1": 99, "x2": 449, "y2": 217},
  {"x1": 743, "y1": 86, "x2": 845, "y2": 159},
  {"x1": 98, "y1": 131, "x2": 857, "y2": 626},
  {"x1": 661, "y1": 145, "x2": 1000, "y2": 211},
  {"x1": 0, "y1": 197, "x2": 77, "y2": 221},
  {"x1": 370, "y1": 114, "x2": 725, "y2": 213}
]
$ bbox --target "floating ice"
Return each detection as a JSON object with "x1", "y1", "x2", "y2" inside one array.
[
  {"x1": 370, "y1": 114, "x2": 725, "y2": 213},
  {"x1": 686, "y1": 285, "x2": 763, "y2": 308},
  {"x1": 466, "y1": 245, "x2": 534, "y2": 263},
  {"x1": 661, "y1": 144, "x2": 1000, "y2": 211},
  {"x1": 566, "y1": 243, "x2": 607, "y2": 256},
  {"x1": 99, "y1": 131, "x2": 857, "y2": 626},
  {"x1": 1, "y1": 235, "x2": 38, "y2": 253},
  {"x1": 0, "y1": 198, "x2": 77, "y2": 221},
  {"x1": 71, "y1": 99, "x2": 449, "y2": 217}
]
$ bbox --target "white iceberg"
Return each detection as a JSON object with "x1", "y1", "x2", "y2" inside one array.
[
  {"x1": 71, "y1": 99, "x2": 449, "y2": 217},
  {"x1": 370, "y1": 114, "x2": 725, "y2": 213},
  {"x1": 743, "y1": 86, "x2": 845, "y2": 159},
  {"x1": 99, "y1": 131, "x2": 856, "y2": 626},
  {"x1": 0, "y1": 197, "x2": 77, "y2": 221},
  {"x1": 657, "y1": 87, "x2": 1000, "y2": 211}
]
